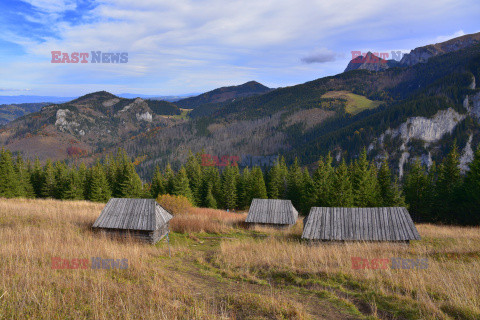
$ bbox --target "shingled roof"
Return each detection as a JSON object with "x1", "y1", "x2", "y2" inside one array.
[
  {"x1": 302, "y1": 207, "x2": 421, "y2": 241},
  {"x1": 246, "y1": 199, "x2": 298, "y2": 225},
  {"x1": 92, "y1": 198, "x2": 173, "y2": 231}
]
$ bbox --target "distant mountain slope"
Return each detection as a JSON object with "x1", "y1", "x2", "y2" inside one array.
[
  {"x1": 343, "y1": 32, "x2": 480, "y2": 73},
  {"x1": 175, "y1": 81, "x2": 272, "y2": 109},
  {"x1": 125, "y1": 41, "x2": 480, "y2": 178},
  {"x1": 0, "y1": 103, "x2": 49, "y2": 125},
  {"x1": 344, "y1": 52, "x2": 399, "y2": 72},
  {"x1": 399, "y1": 32, "x2": 480, "y2": 66},
  {"x1": 2, "y1": 33, "x2": 480, "y2": 180},
  {"x1": 0, "y1": 92, "x2": 182, "y2": 161}
]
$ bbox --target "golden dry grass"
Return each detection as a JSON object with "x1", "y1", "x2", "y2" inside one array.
[
  {"x1": 0, "y1": 198, "x2": 234, "y2": 319},
  {"x1": 170, "y1": 206, "x2": 247, "y2": 234},
  {"x1": 1, "y1": 198, "x2": 480, "y2": 320},
  {"x1": 216, "y1": 224, "x2": 480, "y2": 319}
]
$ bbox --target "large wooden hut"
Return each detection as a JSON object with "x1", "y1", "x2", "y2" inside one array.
[
  {"x1": 92, "y1": 198, "x2": 173, "y2": 244},
  {"x1": 302, "y1": 207, "x2": 421, "y2": 242},
  {"x1": 245, "y1": 199, "x2": 298, "y2": 227}
]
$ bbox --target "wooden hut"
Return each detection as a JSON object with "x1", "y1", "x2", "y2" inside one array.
[
  {"x1": 245, "y1": 199, "x2": 298, "y2": 227},
  {"x1": 92, "y1": 198, "x2": 173, "y2": 244},
  {"x1": 302, "y1": 207, "x2": 421, "y2": 242}
]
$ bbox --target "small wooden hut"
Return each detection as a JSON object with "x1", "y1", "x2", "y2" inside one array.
[
  {"x1": 245, "y1": 199, "x2": 298, "y2": 227},
  {"x1": 92, "y1": 198, "x2": 173, "y2": 244},
  {"x1": 302, "y1": 207, "x2": 421, "y2": 242}
]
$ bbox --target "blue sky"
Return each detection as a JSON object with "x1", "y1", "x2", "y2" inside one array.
[{"x1": 0, "y1": 0, "x2": 479, "y2": 97}]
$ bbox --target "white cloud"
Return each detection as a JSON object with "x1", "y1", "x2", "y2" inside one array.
[
  {"x1": 3, "y1": 0, "x2": 478, "y2": 95},
  {"x1": 434, "y1": 30, "x2": 466, "y2": 43}
]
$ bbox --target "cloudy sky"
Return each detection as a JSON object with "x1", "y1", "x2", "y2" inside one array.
[{"x1": 0, "y1": 0, "x2": 479, "y2": 97}]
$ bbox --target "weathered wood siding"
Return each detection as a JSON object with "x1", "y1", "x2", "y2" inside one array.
[
  {"x1": 97, "y1": 225, "x2": 169, "y2": 244},
  {"x1": 302, "y1": 207, "x2": 421, "y2": 241},
  {"x1": 92, "y1": 198, "x2": 173, "y2": 244},
  {"x1": 246, "y1": 199, "x2": 298, "y2": 225}
]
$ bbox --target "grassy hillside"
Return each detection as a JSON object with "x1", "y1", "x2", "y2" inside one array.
[
  {"x1": 1, "y1": 198, "x2": 479, "y2": 319},
  {"x1": 321, "y1": 91, "x2": 383, "y2": 115}
]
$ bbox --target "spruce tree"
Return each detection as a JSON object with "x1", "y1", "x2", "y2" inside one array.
[
  {"x1": 185, "y1": 151, "x2": 203, "y2": 205},
  {"x1": 172, "y1": 167, "x2": 194, "y2": 202},
  {"x1": 435, "y1": 143, "x2": 462, "y2": 222},
  {"x1": 119, "y1": 162, "x2": 143, "y2": 198},
  {"x1": 238, "y1": 167, "x2": 251, "y2": 209},
  {"x1": 278, "y1": 156, "x2": 289, "y2": 199},
  {"x1": 378, "y1": 156, "x2": 405, "y2": 206},
  {"x1": 41, "y1": 159, "x2": 56, "y2": 198},
  {"x1": 221, "y1": 165, "x2": 238, "y2": 210},
  {"x1": 163, "y1": 163, "x2": 175, "y2": 195},
  {"x1": 351, "y1": 149, "x2": 379, "y2": 207},
  {"x1": 204, "y1": 183, "x2": 217, "y2": 209},
  {"x1": 286, "y1": 158, "x2": 304, "y2": 209},
  {"x1": 301, "y1": 168, "x2": 315, "y2": 214},
  {"x1": 249, "y1": 166, "x2": 268, "y2": 202},
  {"x1": 331, "y1": 159, "x2": 353, "y2": 207},
  {"x1": 463, "y1": 147, "x2": 480, "y2": 224},
  {"x1": 53, "y1": 161, "x2": 68, "y2": 199},
  {"x1": 151, "y1": 166, "x2": 166, "y2": 198},
  {"x1": 267, "y1": 162, "x2": 282, "y2": 199},
  {"x1": 31, "y1": 158, "x2": 44, "y2": 197},
  {"x1": 0, "y1": 149, "x2": 22, "y2": 198},
  {"x1": 312, "y1": 154, "x2": 334, "y2": 206},
  {"x1": 62, "y1": 167, "x2": 84, "y2": 200},
  {"x1": 86, "y1": 163, "x2": 111, "y2": 202},
  {"x1": 14, "y1": 155, "x2": 34, "y2": 198}
]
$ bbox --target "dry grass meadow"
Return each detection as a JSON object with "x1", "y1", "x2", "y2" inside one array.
[{"x1": 0, "y1": 198, "x2": 479, "y2": 319}]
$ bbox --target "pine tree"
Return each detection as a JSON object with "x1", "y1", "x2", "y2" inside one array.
[
  {"x1": 172, "y1": 167, "x2": 193, "y2": 202},
  {"x1": 312, "y1": 154, "x2": 334, "y2": 206},
  {"x1": 331, "y1": 159, "x2": 353, "y2": 207}
]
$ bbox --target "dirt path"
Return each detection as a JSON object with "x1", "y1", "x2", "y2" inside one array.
[{"x1": 161, "y1": 237, "x2": 371, "y2": 320}]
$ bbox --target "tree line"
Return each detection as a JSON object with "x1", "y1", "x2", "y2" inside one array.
[{"x1": 0, "y1": 145, "x2": 479, "y2": 225}]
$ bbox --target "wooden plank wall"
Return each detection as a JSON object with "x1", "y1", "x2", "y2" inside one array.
[
  {"x1": 302, "y1": 207, "x2": 421, "y2": 241},
  {"x1": 245, "y1": 199, "x2": 299, "y2": 225}
]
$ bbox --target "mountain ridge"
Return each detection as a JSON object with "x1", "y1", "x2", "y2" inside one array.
[{"x1": 175, "y1": 80, "x2": 272, "y2": 109}]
